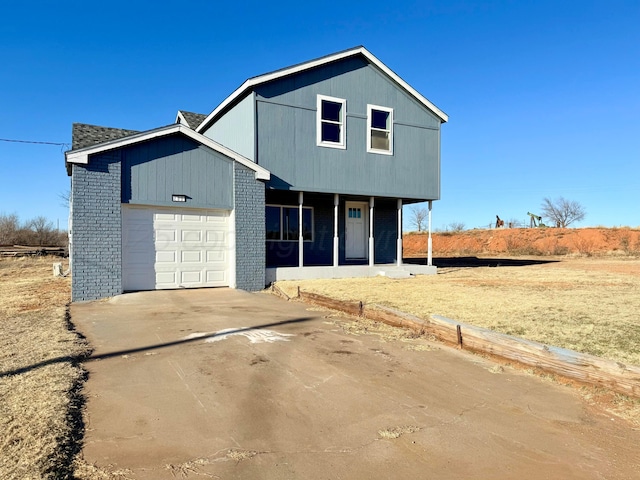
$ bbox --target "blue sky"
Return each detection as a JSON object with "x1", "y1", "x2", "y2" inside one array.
[{"x1": 1, "y1": 0, "x2": 638, "y2": 232}]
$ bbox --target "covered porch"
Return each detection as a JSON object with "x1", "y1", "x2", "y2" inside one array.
[{"x1": 265, "y1": 190, "x2": 436, "y2": 284}]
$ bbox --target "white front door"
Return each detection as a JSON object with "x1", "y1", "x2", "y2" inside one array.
[
  {"x1": 122, "y1": 205, "x2": 231, "y2": 291},
  {"x1": 345, "y1": 201, "x2": 368, "y2": 259}
]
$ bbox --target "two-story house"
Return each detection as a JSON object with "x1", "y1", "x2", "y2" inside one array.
[{"x1": 65, "y1": 46, "x2": 447, "y2": 301}]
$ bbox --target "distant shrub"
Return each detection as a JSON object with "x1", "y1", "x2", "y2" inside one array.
[
  {"x1": 448, "y1": 222, "x2": 466, "y2": 232},
  {"x1": 619, "y1": 235, "x2": 640, "y2": 256},
  {"x1": 619, "y1": 236, "x2": 630, "y2": 254},
  {"x1": 513, "y1": 245, "x2": 543, "y2": 256},
  {"x1": 504, "y1": 235, "x2": 523, "y2": 253},
  {"x1": 0, "y1": 213, "x2": 66, "y2": 247},
  {"x1": 551, "y1": 245, "x2": 570, "y2": 256},
  {"x1": 503, "y1": 235, "x2": 542, "y2": 256},
  {"x1": 573, "y1": 234, "x2": 595, "y2": 256}
]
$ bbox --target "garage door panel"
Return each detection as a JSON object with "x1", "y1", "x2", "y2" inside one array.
[
  {"x1": 182, "y1": 213, "x2": 205, "y2": 223},
  {"x1": 182, "y1": 230, "x2": 203, "y2": 243},
  {"x1": 205, "y1": 213, "x2": 227, "y2": 224},
  {"x1": 206, "y1": 249, "x2": 225, "y2": 262},
  {"x1": 206, "y1": 270, "x2": 226, "y2": 283},
  {"x1": 124, "y1": 226, "x2": 153, "y2": 244},
  {"x1": 156, "y1": 271, "x2": 178, "y2": 288},
  {"x1": 156, "y1": 213, "x2": 179, "y2": 222},
  {"x1": 155, "y1": 229, "x2": 177, "y2": 243},
  {"x1": 181, "y1": 250, "x2": 202, "y2": 263},
  {"x1": 181, "y1": 270, "x2": 203, "y2": 284},
  {"x1": 123, "y1": 206, "x2": 230, "y2": 291},
  {"x1": 156, "y1": 250, "x2": 177, "y2": 263},
  {"x1": 205, "y1": 230, "x2": 226, "y2": 244},
  {"x1": 122, "y1": 209, "x2": 155, "y2": 290}
]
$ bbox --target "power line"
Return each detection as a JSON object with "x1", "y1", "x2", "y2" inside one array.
[{"x1": 0, "y1": 137, "x2": 68, "y2": 147}]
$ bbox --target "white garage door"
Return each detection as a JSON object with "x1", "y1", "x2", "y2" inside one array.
[{"x1": 122, "y1": 206, "x2": 231, "y2": 291}]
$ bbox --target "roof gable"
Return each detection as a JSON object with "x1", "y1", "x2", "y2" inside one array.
[
  {"x1": 65, "y1": 124, "x2": 269, "y2": 181},
  {"x1": 175, "y1": 111, "x2": 208, "y2": 129},
  {"x1": 196, "y1": 46, "x2": 448, "y2": 133}
]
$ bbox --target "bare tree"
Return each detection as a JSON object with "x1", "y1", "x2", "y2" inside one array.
[
  {"x1": 541, "y1": 197, "x2": 586, "y2": 228},
  {"x1": 409, "y1": 205, "x2": 428, "y2": 232},
  {"x1": 58, "y1": 189, "x2": 70, "y2": 209},
  {"x1": 448, "y1": 221, "x2": 466, "y2": 232},
  {"x1": 28, "y1": 216, "x2": 58, "y2": 246},
  {"x1": 0, "y1": 213, "x2": 66, "y2": 246},
  {"x1": 0, "y1": 213, "x2": 20, "y2": 244}
]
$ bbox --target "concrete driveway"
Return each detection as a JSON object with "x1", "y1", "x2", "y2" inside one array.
[{"x1": 72, "y1": 289, "x2": 640, "y2": 479}]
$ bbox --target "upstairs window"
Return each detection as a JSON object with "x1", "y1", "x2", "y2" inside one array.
[
  {"x1": 367, "y1": 105, "x2": 393, "y2": 155},
  {"x1": 317, "y1": 95, "x2": 346, "y2": 149}
]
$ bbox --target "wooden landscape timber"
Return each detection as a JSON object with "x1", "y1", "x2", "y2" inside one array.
[
  {"x1": 0, "y1": 245, "x2": 66, "y2": 257},
  {"x1": 294, "y1": 289, "x2": 640, "y2": 399}
]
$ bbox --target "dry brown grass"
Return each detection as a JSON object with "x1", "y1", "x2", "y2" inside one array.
[
  {"x1": 276, "y1": 257, "x2": 640, "y2": 367},
  {"x1": 0, "y1": 257, "x2": 90, "y2": 479}
]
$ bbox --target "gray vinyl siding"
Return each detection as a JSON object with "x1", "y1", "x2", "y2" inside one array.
[
  {"x1": 202, "y1": 92, "x2": 255, "y2": 161},
  {"x1": 70, "y1": 153, "x2": 122, "y2": 301},
  {"x1": 121, "y1": 135, "x2": 233, "y2": 210},
  {"x1": 254, "y1": 56, "x2": 442, "y2": 200}
]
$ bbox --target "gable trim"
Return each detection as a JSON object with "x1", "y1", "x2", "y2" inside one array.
[
  {"x1": 65, "y1": 124, "x2": 270, "y2": 181},
  {"x1": 196, "y1": 46, "x2": 448, "y2": 134},
  {"x1": 175, "y1": 111, "x2": 192, "y2": 128}
]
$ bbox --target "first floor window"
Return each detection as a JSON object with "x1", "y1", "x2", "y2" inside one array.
[
  {"x1": 266, "y1": 205, "x2": 313, "y2": 241},
  {"x1": 367, "y1": 104, "x2": 393, "y2": 154},
  {"x1": 317, "y1": 95, "x2": 346, "y2": 148}
]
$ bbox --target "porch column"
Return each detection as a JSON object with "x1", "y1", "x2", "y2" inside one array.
[
  {"x1": 428, "y1": 200, "x2": 433, "y2": 267},
  {"x1": 369, "y1": 197, "x2": 375, "y2": 266},
  {"x1": 397, "y1": 199, "x2": 403, "y2": 266},
  {"x1": 333, "y1": 194, "x2": 339, "y2": 267},
  {"x1": 298, "y1": 191, "x2": 304, "y2": 268}
]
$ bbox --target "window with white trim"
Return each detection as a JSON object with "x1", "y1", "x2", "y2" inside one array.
[
  {"x1": 367, "y1": 104, "x2": 393, "y2": 154},
  {"x1": 266, "y1": 205, "x2": 314, "y2": 241},
  {"x1": 317, "y1": 95, "x2": 346, "y2": 149}
]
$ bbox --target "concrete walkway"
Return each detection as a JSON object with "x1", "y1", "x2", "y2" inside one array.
[{"x1": 72, "y1": 288, "x2": 640, "y2": 479}]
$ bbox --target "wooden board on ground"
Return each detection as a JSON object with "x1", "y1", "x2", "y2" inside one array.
[{"x1": 296, "y1": 290, "x2": 640, "y2": 399}]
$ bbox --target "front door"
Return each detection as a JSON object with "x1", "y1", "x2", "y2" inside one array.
[{"x1": 345, "y1": 201, "x2": 368, "y2": 259}]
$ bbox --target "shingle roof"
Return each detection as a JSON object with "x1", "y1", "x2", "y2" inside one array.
[
  {"x1": 71, "y1": 123, "x2": 140, "y2": 150},
  {"x1": 176, "y1": 111, "x2": 208, "y2": 129}
]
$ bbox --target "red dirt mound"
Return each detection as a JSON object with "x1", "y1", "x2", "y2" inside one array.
[{"x1": 403, "y1": 227, "x2": 640, "y2": 257}]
